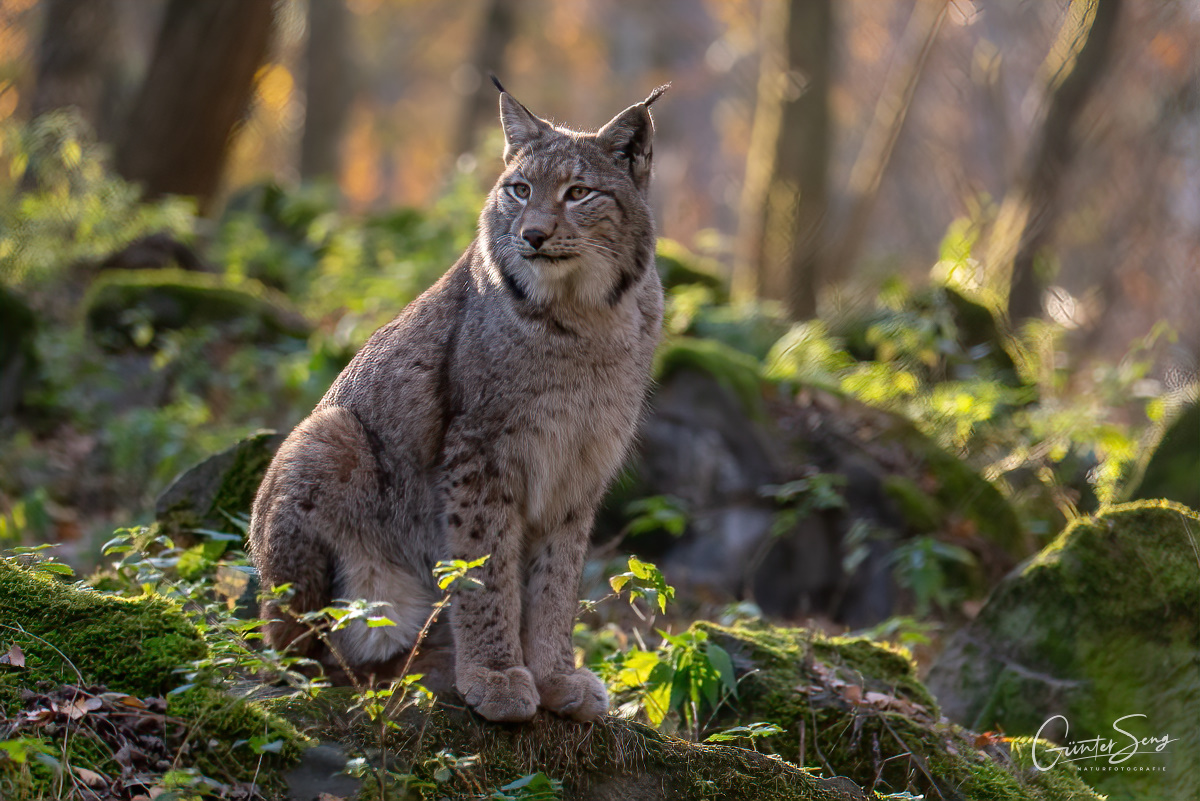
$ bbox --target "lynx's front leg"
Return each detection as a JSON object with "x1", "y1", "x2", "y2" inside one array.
[
  {"x1": 445, "y1": 457, "x2": 539, "y2": 722},
  {"x1": 522, "y1": 507, "x2": 609, "y2": 721}
]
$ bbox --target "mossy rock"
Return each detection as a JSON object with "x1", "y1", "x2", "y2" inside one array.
[
  {"x1": 83, "y1": 267, "x2": 311, "y2": 350},
  {"x1": 926, "y1": 501, "x2": 1200, "y2": 801},
  {"x1": 0, "y1": 284, "x2": 38, "y2": 417},
  {"x1": 266, "y1": 622, "x2": 1100, "y2": 801},
  {"x1": 654, "y1": 336, "x2": 764, "y2": 418},
  {"x1": 267, "y1": 692, "x2": 868, "y2": 801},
  {"x1": 655, "y1": 238, "x2": 726, "y2": 299},
  {"x1": 0, "y1": 558, "x2": 206, "y2": 707},
  {"x1": 1122, "y1": 400, "x2": 1199, "y2": 510},
  {"x1": 155, "y1": 429, "x2": 285, "y2": 541},
  {"x1": 0, "y1": 559, "x2": 304, "y2": 797},
  {"x1": 697, "y1": 622, "x2": 1099, "y2": 800},
  {"x1": 689, "y1": 302, "x2": 792, "y2": 362}
]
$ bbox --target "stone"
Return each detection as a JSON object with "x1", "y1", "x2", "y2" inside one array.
[
  {"x1": 155, "y1": 430, "x2": 285, "y2": 541},
  {"x1": 83, "y1": 267, "x2": 311, "y2": 350},
  {"x1": 925, "y1": 500, "x2": 1200, "y2": 801},
  {"x1": 697, "y1": 621, "x2": 1103, "y2": 800},
  {"x1": 0, "y1": 558, "x2": 303, "y2": 796}
]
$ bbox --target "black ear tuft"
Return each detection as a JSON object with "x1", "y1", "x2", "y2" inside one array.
[
  {"x1": 596, "y1": 87, "x2": 664, "y2": 192},
  {"x1": 497, "y1": 83, "x2": 553, "y2": 164},
  {"x1": 490, "y1": 74, "x2": 507, "y2": 94},
  {"x1": 643, "y1": 83, "x2": 670, "y2": 108}
]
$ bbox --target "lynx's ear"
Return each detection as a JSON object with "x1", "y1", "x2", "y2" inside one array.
[
  {"x1": 493, "y1": 76, "x2": 552, "y2": 163},
  {"x1": 596, "y1": 84, "x2": 669, "y2": 192}
]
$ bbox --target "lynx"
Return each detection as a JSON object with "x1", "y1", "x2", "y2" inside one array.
[{"x1": 248, "y1": 81, "x2": 667, "y2": 723}]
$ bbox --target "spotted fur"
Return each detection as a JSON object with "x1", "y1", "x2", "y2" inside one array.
[{"x1": 248, "y1": 84, "x2": 666, "y2": 722}]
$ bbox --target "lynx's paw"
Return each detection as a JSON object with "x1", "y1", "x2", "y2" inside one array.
[
  {"x1": 458, "y1": 665, "x2": 540, "y2": 723},
  {"x1": 537, "y1": 668, "x2": 609, "y2": 721}
]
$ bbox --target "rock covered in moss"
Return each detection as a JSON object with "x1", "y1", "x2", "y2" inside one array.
[
  {"x1": 698, "y1": 622, "x2": 1100, "y2": 800},
  {"x1": 0, "y1": 559, "x2": 304, "y2": 797},
  {"x1": 267, "y1": 621, "x2": 1100, "y2": 801},
  {"x1": 268, "y1": 693, "x2": 870, "y2": 801},
  {"x1": 926, "y1": 501, "x2": 1200, "y2": 801},
  {"x1": 83, "y1": 267, "x2": 311, "y2": 350},
  {"x1": 155, "y1": 429, "x2": 285, "y2": 541},
  {"x1": 0, "y1": 558, "x2": 205, "y2": 707}
]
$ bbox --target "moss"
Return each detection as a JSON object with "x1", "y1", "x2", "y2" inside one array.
[
  {"x1": 0, "y1": 558, "x2": 206, "y2": 710},
  {"x1": 83, "y1": 267, "x2": 311, "y2": 349},
  {"x1": 655, "y1": 239, "x2": 727, "y2": 299},
  {"x1": 654, "y1": 336, "x2": 765, "y2": 418},
  {"x1": 168, "y1": 686, "x2": 307, "y2": 789},
  {"x1": 266, "y1": 692, "x2": 863, "y2": 801},
  {"x1": 0, "y1": 559, "x2": 304, "y2": 798},
  {"x1": 154, "y1": 430, "x2": 283, "y2": 540},
  {"x1": 693, "y1": 621, "x2": 1101, "y2": 800},
  {"x1": 927, "y1": 501, "x2": 1200, "y2": 801},
  {"x1": 883, "y1": 474, "x2": 943, "y2": 533}
]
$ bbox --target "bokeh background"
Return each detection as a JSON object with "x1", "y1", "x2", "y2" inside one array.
[{"x1": 0, "y1": 0, "x2": 1197, "y2": 577}]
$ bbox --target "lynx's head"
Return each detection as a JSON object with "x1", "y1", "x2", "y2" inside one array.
[{"x1": 481, "y1": 81, "x2": 668, "y2": 309}]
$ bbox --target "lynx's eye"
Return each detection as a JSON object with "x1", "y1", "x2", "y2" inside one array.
[
  {"x1": 508, "y1": 182, "x2": 531, "y2": 200},
  {"x1": 566, "y1": 185, "x2": 592, "y2": 202}
]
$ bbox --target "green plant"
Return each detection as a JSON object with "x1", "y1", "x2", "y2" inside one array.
[
  {"x1": 605, "y1": 626, "x2": 737, "y2": 740},
  {"x1": 890, "y1": 535, "x2": 977, "y2": 615},
  {"x1": 489, "y1": 771, "x2": 562, "y2": 800}
]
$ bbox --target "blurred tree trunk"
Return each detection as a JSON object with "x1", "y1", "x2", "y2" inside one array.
[
  {"x1": 734, "y1": 0, "x2": 832, "y2": 321},
  {"x1": 829, "y1": 0, "x2": 947, "y2": 280},
  {"x1": 990, "y1": 0, "x2": 1121, "y2": 322},
  {"x1": 301, "y1": 0, "x2": 354, "y2": 181},
  {"x1": 114, "y1": 0, "x2": 275, "y2": 215},
  {"x1": 30, "y1": 0, "x2": 117, "y2": 133},
  {"x1": 452, "y1": 0, "x2": 518, "y2": 158}
]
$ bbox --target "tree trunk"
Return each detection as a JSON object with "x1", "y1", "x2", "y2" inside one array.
[
  {"x1": 114, "y1": 0, "x2": 275, "y2": 215},
  {"x1": 993, "y1": 0, "x2": 1121, "y2": 322},
  {"x1": 30, "y1": 0, "x2": 117, "y2": 133},
  {"x1": 828, "y1": 0, "x2": 947, "y2": 282},
  {"x1": 300, "y1": 0, "x2": 355, "y2": 181},
  {"x1": 451, "y1": 0, "x2": 518, "y2": 159},
  {"x1": 733, "y1": 0, "x2": 832, "y2": 321}
]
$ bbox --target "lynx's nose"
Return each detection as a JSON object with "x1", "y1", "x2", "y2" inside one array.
[{"x1": 522, "y1": 228, "x2": 550, "y2": 250}]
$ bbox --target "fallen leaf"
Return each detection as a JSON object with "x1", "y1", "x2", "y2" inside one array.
[
  {"x1": 0, "y1": 643, "x2": 25, "y2": 668},
  {"x1": 843, "y1": 684, "x2": 863, "y2": 704},
  {"x1": 65, "y1": 696, "x2": 103, "y2": 720},
  {"x1": 974, "y1": 730, "x2": 1009, "y2": 748},
  {"x1": 75, "y1": 767, "x2": 106, "y2": 787}
]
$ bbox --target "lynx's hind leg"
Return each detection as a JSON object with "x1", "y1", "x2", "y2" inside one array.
[
  {"x1": 328, "y1": 556, "x2": 437, "y2": 664},
  {"x1": 249, "y1": 406, "x2": 430, "y2": 666}
]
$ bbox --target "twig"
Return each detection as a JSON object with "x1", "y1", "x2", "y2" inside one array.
[
  {"x1": 880, "y1": 715, "x2": 944, "y2": 800},
  {"x1": 808, "y1": 708, "x2": 833, "y2": 775},
  {"x1": 0, "y1": 622, "x2": 86, "y2": 684}
]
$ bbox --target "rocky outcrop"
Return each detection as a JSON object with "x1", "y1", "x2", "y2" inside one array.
[
  {"x1": 926, "y1": 501, "x2": 1200, "y2": 801},
  {"x1": 154, "y1": 429, "x2": 285, "y2": 541},
  {"x1": 83, "y1": 268, "x2": 310, "y2": 350}
]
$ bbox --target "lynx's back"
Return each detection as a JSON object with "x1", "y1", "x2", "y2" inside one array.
[{"x1": 248, "y1": 83, "x2": 666, "y2": 722}]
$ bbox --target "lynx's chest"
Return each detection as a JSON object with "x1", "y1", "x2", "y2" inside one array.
[{"x1": 500, "y1": 328, "x2": 654, "y2": 526}]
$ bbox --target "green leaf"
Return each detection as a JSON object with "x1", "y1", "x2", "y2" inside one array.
[{"x1": 705, "y1": 642, "x2": 738, "y2": 699}]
